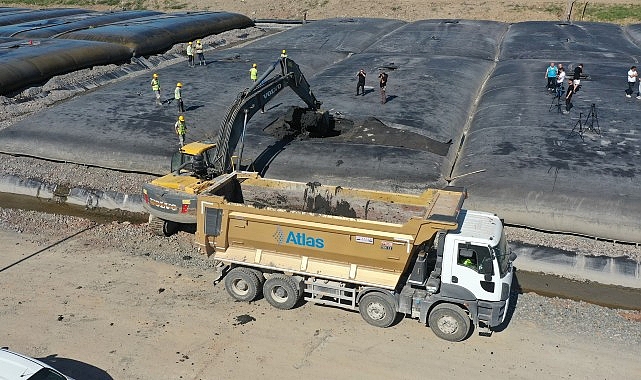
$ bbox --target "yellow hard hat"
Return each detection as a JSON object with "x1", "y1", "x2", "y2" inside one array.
[
  {"x1": 252, "y1": 63, "x2": 257, "y2": 67},
  {"x1": 179, "y1": 115, "x2": 185, "y2": 121},
  {"x1": 282, "y1": 49, "x2": 286, "y2": 54},
  {"x1": 197, "y1": 39, "x2": 201, "y2": 43},
  {"x1": 177, "y1": 82, "x2": 183, "y2": 87},
  {"x1": 153, "y1": 73, "x2": 158, "y2": 78},
  {"x1": 188, "y1": 41, "x2": 192, "y2": 45}
]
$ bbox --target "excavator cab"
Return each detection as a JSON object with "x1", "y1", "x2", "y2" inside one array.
[{"x1": 170, "y1": 141, "x2": 218, "y2": 179}]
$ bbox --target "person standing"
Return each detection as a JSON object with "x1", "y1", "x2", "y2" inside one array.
[
  {"x1": 627, "y1": 66, "x2": 638, "y2": 98},
  {"x1": 564, "y1": 77, "x2": 576, "y2": 114},
  {"x1": 356, "y1": 69, "x2": 366, "y2": 96},
  {"x1": 175, "y1": 115, "x2": 186, "y2": 147},
  {"x1": 195, "y1": 40, "x2": 205, "y2": 66},
  {"x1": 249, "y1": 63, "x2": 258, "y2": 82},
  {"x1": 175, "y1": 82, "x2": 184, "y2": 113},
  {"x1": 186, "y1": 41, "x2": 194, "y2": 68},
  {"x1": 545, "y1": 62, "x2": 557, "y2": 91},
  {"x1": 555, "y1": 66, "x2": 566, "y2": 98},
  {"x1": 379, "y1": 71, "x2": 388, "y2": 104},
  {"x1": 572, "y1": 63, "x2": 583, "y2": 91},
  {"x1": 151, "y1": 73, "x2": 161, "y2": 105}
]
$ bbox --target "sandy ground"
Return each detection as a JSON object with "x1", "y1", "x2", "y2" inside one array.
[
  {"x1": 1, "y1": 225, "x2": 639, "y2": 380},
  {"x1": 55, "y1": 0, "x2": 639, "y2": 24}
]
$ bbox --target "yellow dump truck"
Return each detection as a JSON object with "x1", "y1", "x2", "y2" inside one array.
[{"x1": 195, "y1": 172, "x2": 515, "y2": 342}]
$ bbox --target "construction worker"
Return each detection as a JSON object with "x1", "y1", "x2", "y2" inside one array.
[
  {"x1": 175, "y1": 82, "x2": 184, "y2": 113},
  {"x1": 249, "y1": 63, "x2": 258, "y2": 82},
  {"x1": 151, "y1": 73, "x2": 161, "y2": 104},
  {"x1": 280, "y1": 49, "x2": 287, "y2": 58},
  {"x1": 175, "y1": 115, "x2": 186, "y2": 147},
  {"x1": 195, "y1": 40, "x2": 205, "y2": 66},
  {"x1": 186, "y1": 41, "x2": 194, "y2": 67}
]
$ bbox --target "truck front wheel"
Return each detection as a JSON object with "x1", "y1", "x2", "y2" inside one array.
[
  {"x1": 225, "y1": 267, "x2": 261, "y2": 302},
  {"x1": 358, "y1": 293, "x2": 397, "y2": 328},
  {"x1": 263, "y1": 274, "x2": 300, "y2": 310},
  {"x1": 428, "y1": 303, "x2": 471, "y2": 342}
]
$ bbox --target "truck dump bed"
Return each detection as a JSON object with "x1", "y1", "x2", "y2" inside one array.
[{"x1": 196, "y1": 173, "x2": 465, "y2": 289}]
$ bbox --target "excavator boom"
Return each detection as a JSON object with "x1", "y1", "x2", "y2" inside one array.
[{"x1": 212, "y1": 57, "x2": 324, "y2": 174}]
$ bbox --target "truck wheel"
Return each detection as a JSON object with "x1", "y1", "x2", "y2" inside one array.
[
  {"x1": 428, "y1": 303, "x2": 471, "y2": 342},
  {"x1": 358, "y1": 293, "x2": 397, "y2": 328},
  {"x1": 225, "y1": 267, "x2": 261, "y2": 302},
  {"x1": 263, "y1": 274, "x2": 300, "y2": 310},
  {"x1": 147, "y1": 215, "x2": 178, "y2": 237}
]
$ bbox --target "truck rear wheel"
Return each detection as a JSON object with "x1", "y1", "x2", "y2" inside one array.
[
  {"x1": 428, "y1": 303, "x2": 471, "y2": 342},
  {"x1": 263, "y1": 274, "x2": 300, "y2": 310},
  {"x1": 147, "y1": 214, "x2": 178, "y2": 237},
  {"x1": 225, "y1": 267, "x2": 261, "y2": 302},
  {"x1": 358, "y1": 293, "x2": 397, "y2": 328}
]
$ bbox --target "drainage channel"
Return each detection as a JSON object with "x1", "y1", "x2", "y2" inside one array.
[
  {"x1": 0, "y1": 191, "x2": 639, "y2": 311},
  {"x1": 0, "y1": 191, "x2": 147, "y2": 225}
]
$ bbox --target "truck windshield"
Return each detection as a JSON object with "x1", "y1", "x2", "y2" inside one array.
[{"x1": 492, "y1": 231, "x2": 510, "y2": 277}]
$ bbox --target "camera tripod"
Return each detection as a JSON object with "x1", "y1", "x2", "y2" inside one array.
[
  {"x1": 583, "y1": 103, "x2": 601, "y2": 135},
  {"x1": 549, "y1": 85, "x2": 564, "y2": 114},
  {"x1": 568, "y1": 111, "x2": 586, "y2": 141},
  {"x1": 566, "y1": 104, "x2": 602, "y2": 141}
]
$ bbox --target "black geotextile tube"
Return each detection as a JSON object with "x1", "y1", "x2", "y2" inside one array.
[
  {"x1": 0, "y1": 10, "x2": 163, "y2": 38},
  {"x1": 0, "y1": 8, "x2": 93, "y2": 27},
  {"x1": 59, "y1": 12, "x2": 255, "y2": 57},
  {"x1": 0, "y1": 38, "x2": 132, "y2": 95}
]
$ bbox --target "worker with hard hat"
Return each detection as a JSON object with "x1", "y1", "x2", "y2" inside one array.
[
  {"x1": 151, "y1": 73, "x2": 161, "y2": 105},
  {"x1": 195, "y1": 39, "x2": 205, "y2": 66},
  {"x1": 175, "y1": 115, "x2": 187, "y2": 147},
  {"x1": 249, "y1": 63, "x2": 258, "y2": 82},
  {"x1": 186, "y1": 41, "x2": 194, "y2": 67},
  {"x1": 175, "y1": 82, "x2": 184, "y2": 113},
  {"x1": 280, "y1": 49, "x2": 287, "y2": 58}
]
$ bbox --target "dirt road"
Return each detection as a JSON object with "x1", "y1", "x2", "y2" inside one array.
[{"x1": 1, "y1": 216, "x2": 639, "y2": 379}]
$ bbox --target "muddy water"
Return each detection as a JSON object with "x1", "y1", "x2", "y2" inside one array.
[
  {"x1": 514, "y1": 271, "x2": 641, "y2": 311},
  {"x1": 1, "y1": 191, "x2": 638, "y2": 311},
  {"x1": 0, "y1": 192, "x2": 148, "y2": 224}
]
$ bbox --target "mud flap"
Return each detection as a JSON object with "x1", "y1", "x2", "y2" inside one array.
[{"x1": 212, "y1": 261, "x2": 230, "y2": 285}]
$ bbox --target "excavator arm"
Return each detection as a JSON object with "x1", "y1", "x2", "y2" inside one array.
[{"x1": 211, "y1": 57, "x2": 326, "y2": 174}]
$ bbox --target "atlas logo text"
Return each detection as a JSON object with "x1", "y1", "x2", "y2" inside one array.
[{"x1": 286, "y1": 231, "x2": 325, "y2": 249}]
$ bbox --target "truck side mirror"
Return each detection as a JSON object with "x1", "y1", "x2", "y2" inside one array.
[{"x1": 482, "y1": 257, "x2": 493, "y2": 281}]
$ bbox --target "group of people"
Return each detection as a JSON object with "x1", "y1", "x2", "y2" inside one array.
[
  {"x1": 186, "y1": 39, "x2": 206, "y2": 67},
  {"x1": 149, "y1": 72, "x2": 188, "y2": 146},
  {"x1": 355, "y1": 69, "x2": 389, "y2": 104},
  {"x1": 546, "y1": 62, "x2": 583, "y2": 114},
  {"x1": 626, "y1": 66, "x2": 641, "y2": 99}
]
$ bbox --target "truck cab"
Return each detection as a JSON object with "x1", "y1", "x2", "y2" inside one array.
[{"x1": 440, "y1": 210, "x2": 513, "y2": 327}]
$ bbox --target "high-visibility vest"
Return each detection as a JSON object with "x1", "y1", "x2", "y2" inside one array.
[
  {"x1": 175, "y1": 87, "x2": 182, "y2": 99},
  {"x1": 186, "y1": 45, "x2": 193, "y2": 56},
  {"x1": 195, "y1": 43, "x2": 203, "y2": 53},
  {"x1": 151, "y1": 78, "x2": 159, "y2": 91},
  {"x1": 249, "y1": 67, "x2": 258, "y2": 81},
  {"x1": 175, "y1": 121, "x2": 186, "y2": 135}
]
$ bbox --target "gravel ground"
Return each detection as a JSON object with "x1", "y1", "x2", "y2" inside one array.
[{"x1": 1, "y1": 208, "x2": 640, "y2": 349}]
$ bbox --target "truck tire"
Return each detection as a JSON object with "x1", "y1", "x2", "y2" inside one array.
[
  {"x1": 263, "y1": 274, "x2": 300, "y2": 310},
  {"x1": 147, "y1": 214, "x2": 178, "y2": 237},
  {"x1": 358, "y1": 293, "x2": 397, "y2": 328},
  {"x1": 428, "y1": 303, "x2": 471, "y2": 342},
  {"x1": 225, "y1": 267, "x2": 261, "y2": 302}
]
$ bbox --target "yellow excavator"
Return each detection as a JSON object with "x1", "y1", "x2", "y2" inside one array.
[{"x1": 142, "y1": 57, "x2": 331, "y2": 235}]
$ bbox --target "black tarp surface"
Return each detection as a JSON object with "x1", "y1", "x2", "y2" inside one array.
[{"x1": 1, "y1": 17, "x2": 641, "y2": 242}]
